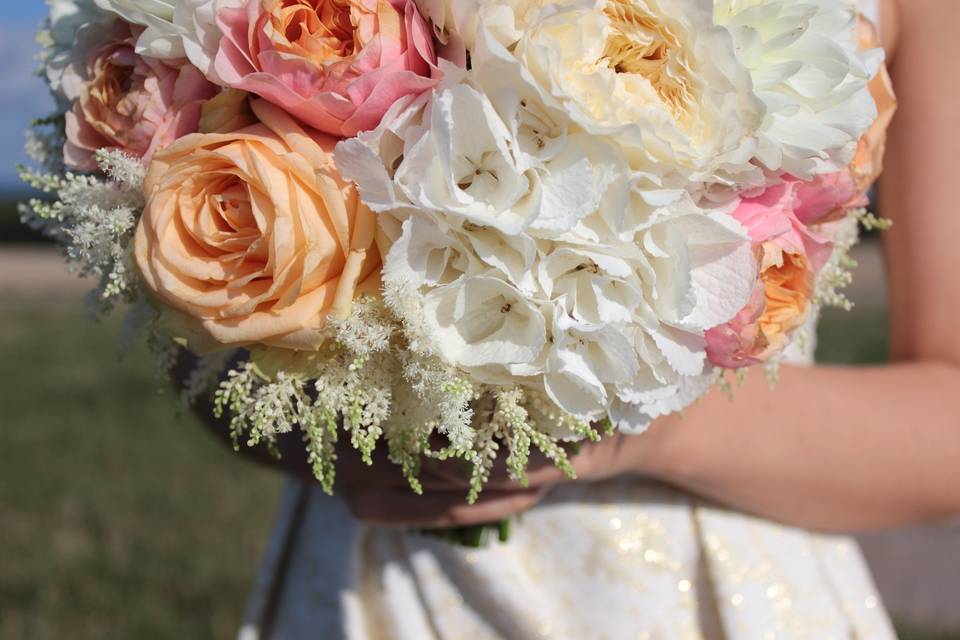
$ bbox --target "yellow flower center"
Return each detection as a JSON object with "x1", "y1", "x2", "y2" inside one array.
[
  {"x1": 600, "y1": 0, "x2": 695, "y2": 121},
  {"x1": 264, "y1": 0, "x2": 363, "y2": 66}
]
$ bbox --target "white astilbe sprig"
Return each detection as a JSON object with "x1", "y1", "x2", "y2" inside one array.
[
  {"x1": 382, "y1": 276, "x2": 441, "y2": 356},
  {"x1": 208, "y1": 297, "x2": 596, "y2": 501},
  {"x1": 814, "y1": 211, "x2": 869, "y2": 311},
  {"x1": 20, "y1": 146, "x2": 146, "y2": 314},
  {"x1": 326, "y1": 296, "x2": 394, "y2": 356},
  {"x1": 456, "y1": 387, "x2": 578, "y2": 503}
]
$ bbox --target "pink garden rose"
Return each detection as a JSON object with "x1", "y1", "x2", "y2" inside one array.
[
  {"x1": 705, "y1": 179, "x2": 838, "y2": 369},
  {"x1": 793, "y1": 172, "x2": 868, "y2": 226},
  {"x1": 64, "y1": 21, "x2": 218, "y2": 171},
  {"x1": 210, "y1": 0, "x2": 438, "y2": 138}
]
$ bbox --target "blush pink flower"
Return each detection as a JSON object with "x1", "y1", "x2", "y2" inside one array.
[
  {"x1": 64, "y1": 21, "x2": 218, "y2": 171},
  {"x1": 210, "y1": 0, "x2": 438, "y2": 138},
  {"x1": 731, "y1": 181, "x2": 833, "y2": 270},
  {"x1": 705, "y1": 180, "x2": 832, "y2": 369},
  {"x1": 793, "y1": 172, "x2": 868, "y2": 226}
]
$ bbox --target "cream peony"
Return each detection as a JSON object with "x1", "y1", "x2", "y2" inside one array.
[
  {"x1": 456, "y1": 0, "x2": 764, "y2": 185},
  {"x1": 716, "y1": 0, "x2": 881, "y2": 177}
]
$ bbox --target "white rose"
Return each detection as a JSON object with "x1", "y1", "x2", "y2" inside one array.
[
  {"x1": 92, "y1": 0, "x2": 184, "y2": 58},
  {"x1": 716, "y1": 0, "x2": 880, "y2": 177}
]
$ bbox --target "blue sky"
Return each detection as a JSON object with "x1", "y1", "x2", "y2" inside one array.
[{"x1": 1, "y1": 2, "x2": 57, "y2": 191}]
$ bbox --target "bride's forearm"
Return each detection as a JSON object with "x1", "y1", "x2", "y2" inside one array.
[{"x1": 631, "y1": 362, "x2": 960, "y2": 533}]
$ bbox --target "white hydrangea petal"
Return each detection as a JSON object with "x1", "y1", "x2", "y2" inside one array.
[
  {"x1": 422, "y1": 276, "x2": 546, "y2": 367},
  {"x1": 680, "y1": 214, "x2": 756, "y2": 330},
  {"x1": 462, "y1": 226, "x2": 539, "y2": 294},
  {"x1": 335, "y1": 95, "x2": 430, "y2": 211},
  {"x1": 394, "y1": 84, "x2": 538, "y2": 234},
  {"x1": 531, "y1": 142, "x2": 605, "y2": 234},
  {"x1": 543, "y1": 347, "x2": 608, "y2": 417},
  {"x1": 649, "y1": 325, "x2": 707, "y2": 377},
  {"x1": 385, "y1": 216, "x2": 474, "y2": 288}
]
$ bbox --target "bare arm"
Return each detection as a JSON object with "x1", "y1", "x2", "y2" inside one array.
[{"x1": 632, "y1": 0, "x2": 960, "y2": 533}]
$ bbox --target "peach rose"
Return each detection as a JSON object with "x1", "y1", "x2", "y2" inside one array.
[
  {"x1": 134, "y1": 99, "x2": 381, "y2": 351},
  {"x1": 852, "y1": 13, "x2": 897, "y2": 192},
  {"x1": 209, "y1": 0, "x2": 438, "y2": 137},
  {"x1": 64, "y1": 21, "x2": 217, "y2": 171},
  {"x1": 792, "y1": 171, "x2": 867, "y2": 226}
]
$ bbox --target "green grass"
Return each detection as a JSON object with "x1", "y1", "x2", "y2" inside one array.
[
  {"x1": 0, "y1": 196, "x2": 51, "y2": 244},
  {"x1": 816, "y1": 304, "x2": 890, "y2": 365},
  {"x1": 0, "y1": 296, "x2": 952, "y2": 640},
  {"x1": 0, "y1": 301, "x2": 282, "y2": 639}
]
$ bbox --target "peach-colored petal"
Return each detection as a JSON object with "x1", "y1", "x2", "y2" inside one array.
[
  {"x1": 134, "y1": 99, "x2": 383, "y2": 353},
  {"x1": 852, "y1": 14, "x2": 897, "y2": 192}
]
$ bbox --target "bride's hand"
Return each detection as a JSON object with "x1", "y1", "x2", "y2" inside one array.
[{"x1": 337, "y1": 433, "x2": 641, "y2": 527}]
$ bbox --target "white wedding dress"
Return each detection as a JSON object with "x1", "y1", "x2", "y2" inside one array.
[
  {"x1": 256, "y1": 2, "x2": 897, "y2": 637},
  {"x1": 261, "y1": 325, "x2": 896, "y2": 640}
]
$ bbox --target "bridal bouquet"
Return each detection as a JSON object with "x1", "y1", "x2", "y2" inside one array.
[{"x1": 22, "y1": 0, "x2": 894, "y2": 503}]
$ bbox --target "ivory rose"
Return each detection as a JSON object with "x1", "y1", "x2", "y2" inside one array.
[
  {"x1": 133, "y1": 99, "x2": 381, "y2": 351},
  {"x1": 63, "y1": 20, "x2": 217, "y2": 170},
  {"x1": 206, "y1": 0, "x2": 438, "y2": 137}
]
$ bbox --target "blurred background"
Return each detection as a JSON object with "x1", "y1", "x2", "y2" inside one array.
[{"x1": 0, "y1": 3, "x2": 958, "y2": 639}]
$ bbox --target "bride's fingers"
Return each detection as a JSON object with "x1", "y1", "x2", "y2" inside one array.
[
  {"x1": 344, "y1": 486, "x2": 549, "y2": 527},
  {"x1": 416, "y1": 457, "x2": 575, "y2": 491}
]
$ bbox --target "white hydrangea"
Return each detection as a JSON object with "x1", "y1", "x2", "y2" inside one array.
[
  {"x1": 336, "y1": 65, "x2": 757, "y2": 429},
  {"x1": 715, "y1": 0, "x2": 882, "y2": 177}
]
